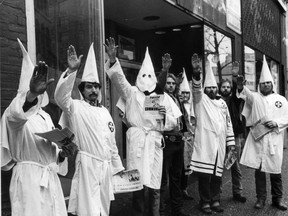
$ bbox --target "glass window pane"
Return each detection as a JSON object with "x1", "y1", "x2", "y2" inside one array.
[
  {"x1": 244, "y1": 46, "x2": 256, "y2": 91},
  {"x1": 204, "y1": 25, "x2": 232, "y2": 83}
]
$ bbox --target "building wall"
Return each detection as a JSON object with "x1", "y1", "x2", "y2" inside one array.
[{"x1": 1, "y1": 0, "x2": 27, "y2": 115}]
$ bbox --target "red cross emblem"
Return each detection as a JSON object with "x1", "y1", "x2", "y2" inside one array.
[{"x1": 275, "y1": 101, "x2": 282, "y2": 108}]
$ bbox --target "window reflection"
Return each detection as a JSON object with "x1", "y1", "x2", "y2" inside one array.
[{"x1": 204, "y1": 25, "x2": 232, "y2": 83}]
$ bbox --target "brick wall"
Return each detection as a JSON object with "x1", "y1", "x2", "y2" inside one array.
[
  {"x1": 0, "y1": 0, "x2": 26, "y2": 116},
  {"x1": 0, "y1": 0, "x2": 27, "y2": 205}
]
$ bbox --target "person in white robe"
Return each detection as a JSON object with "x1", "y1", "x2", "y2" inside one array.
[
  {"x1": 1, "y1": 39, "x2": 76, "y2": 216},
  {"x1": 178, "y1": 68, "x2": 195, "y2": 200},
  {"x1": 190, "y1": 54, "x2": 235, "y2": 214},
  {"x1": 104, "y1": 38, "x2": 181, "y2": 216},
  {"x1": 54, "y1": 44, "x2": 124, "y2": 216},
  {"x1": 236, "y1": 55, "x2": 288, "y2": 211}
]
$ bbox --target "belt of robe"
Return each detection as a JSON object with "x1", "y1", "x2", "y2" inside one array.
[
  {"x1": 17, "y1": 161, "x2": 59, "y2": 188},
  {"x1": 77, "y1": 151, "x2": 113, "y2": 195},
  {"x1": 16, "y1": 161, "x2": 61, "y2": 216},
  {"x1": 131, "y1": 127, "x2": 163, "y2": 187}
]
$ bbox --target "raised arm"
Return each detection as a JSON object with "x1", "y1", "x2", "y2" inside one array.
[
  {"x1": 54, "y1": 45, "x2": 82, "y2": 113},
  {"x1": 191, "y1": 53, "x2": 203, "y2": 104},
  {"x1": 104, "y1": 37, "x2": 133, "y2": 99},
  {"x1": 157, "y1": 53, "x2": 172, "y2": 91},
  {"x1": 8, "y1": 61, "x2": 54, "y2": 125}
]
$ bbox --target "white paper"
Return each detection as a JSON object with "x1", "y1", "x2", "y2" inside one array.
[{"x1": 112, "y1": 169, "x2": 143, "y2": 194}]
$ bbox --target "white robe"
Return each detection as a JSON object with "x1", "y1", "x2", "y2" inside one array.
[
  {"x1": 105, "y1": 59, "x2": 182, "y2": 189},
  {"x1": 54, "y1": 71, "x2": 124, "y2": 216},
  {"x1": 1, "y1": 91, "x2": 68, "y2": 216},
  {"x1": 191, "y1": 79, "x2": 235, "y2": 176},
  {"x1": 238, "y1": 86, "x2": 288, "y2": 174}
]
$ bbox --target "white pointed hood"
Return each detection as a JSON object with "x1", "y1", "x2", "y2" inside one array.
[
  {"x1": 204, "y1": 60, "x2": 217, "y2": 88},
  {"x1": 81, "y1": 43, "x2": 102, "y2": 102},
  {"x1": 258, "y1": 55, "x2": 275, "y2": 92},
  {"x1": 259, "y1": 55, "x2": 274, "y2": 83},
  {"x1": 136, "y1": 47, "x2": 157, "y2": 92},
  {"x1": 179, "y1": 68, "x2": 191, "y2": 93},
  {"x1": 17, "y1": 38, "x2": 49, "y2": 107}
]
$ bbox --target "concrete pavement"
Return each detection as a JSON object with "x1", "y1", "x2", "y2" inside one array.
[{"x1": 110, "y1": 147, "x2": 288, "y2": 216}]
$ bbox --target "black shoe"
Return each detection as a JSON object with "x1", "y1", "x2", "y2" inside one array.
[
  {"x1": 182, "y1": 190, "x2": 194, "y2": 200},
  {"x1": 233, "y1": 194, "x2": 247, "y2": 203},
  {"x1": 211, "y1": 205, "x2": 224, "y2": 213},
  {"x1": 272, "y1": 201, "x2": 288, "y2": 211},
  {"x1": 254, "y1": 199, "x2": 265, "y2": 209}
]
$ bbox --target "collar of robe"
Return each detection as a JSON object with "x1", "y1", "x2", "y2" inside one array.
[{"x1": 84, "y1": 99, "x2": 100, "y2": 107}]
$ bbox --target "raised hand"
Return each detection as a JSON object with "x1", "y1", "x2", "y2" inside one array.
[
  {"x1": 236, "y1": 75, "x2": 246, "y2": 90},
  {"x1": 232, "y1": 61, "x2": 240, "y2": 77},
  {"x1": 104, "y1": 37, "x2": 118, "y2": 63},
  {"x1": 162, "y1": 53, "x2": 172, "y2": 72},
  {"x1": 29, "y1": 61, "x2": 54, "y2": 96},
  {"x1": 67, "y1": 45, "x2": 83, "y2": 73},
  {"x1": 191, "y1": 53, "x2": 201, "y2": 79}
]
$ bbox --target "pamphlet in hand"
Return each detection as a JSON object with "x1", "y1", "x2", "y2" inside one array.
[
  {"x1": 112, "y1": 169, "x2": 143, "y2": 194},
  {"x1": 224, "y1": 150, "x2": 237, "y2": 170},
  {"x1": 250, "y1": 117, "x2": 273, "y2": 141},
  {"x1": 35, "y1": 127, "x2": 74, "y2": 148},
  {"x1": 144, "y1": 95, "x2": 164, "y2": 119}
]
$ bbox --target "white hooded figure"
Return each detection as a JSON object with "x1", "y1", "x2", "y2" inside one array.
[
  {"x1": 105, "y1": 46, "x2": 181, "y2": 215},
  {"x1": 55, "y1": 43, "x2": 124, "y2": 216},
  {"x1": 191, "y1": 58, "x2": 235, "y2": 176},
  {"x1": 1, "y1": 39, "x2": 68, "y2": 216},
  {"x1": 238, "y1": 55, "x2": 288, "y2": 174},
  {"x1": 179, "y1": 68, "x2": 195, "y2": 174}
]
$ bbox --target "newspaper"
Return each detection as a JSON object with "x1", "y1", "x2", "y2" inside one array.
[
  {"x1": 250, "y1": 118, "x2": 273, "y2": 141},
  {"x1": 224, "y1": 150, "x2": 237, "y2": 170},
  {"x1": 144, "y1": 95, "x2": 164, "y2": 119},
  {"x1": 112, "y1": 169, "x2": 143, "y2": 194},
  {"x1": 35, "y1": 127, "x2": 74, "y2": 148}
]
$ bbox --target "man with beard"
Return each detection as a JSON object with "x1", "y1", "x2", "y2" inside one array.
[
  {"x1": 218, "y1": 61, "x2": 247, "y2": 203},
  {"x1": 190, "y1": 54, "x2": 235, "y2": 214},
  {"x1": 237, "y1": 56, "x2": 288, "y2": 211},
  {"x1": 55, "y1": 43, "x2": 124, "y2": 216},
  {"x1": 104, "y1": 38, "x2": 181, "y2": 216}
]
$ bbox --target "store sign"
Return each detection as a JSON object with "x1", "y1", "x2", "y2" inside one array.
[
  {"x1": 242, "y1": 0, "x2": 281, "y2": 60},
  {"x1": 226, "y1": 0, "x2": 241, "y2": 34}
]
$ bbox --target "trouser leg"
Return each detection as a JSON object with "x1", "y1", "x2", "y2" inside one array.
[
  {"x1": 149, "y1": 188, "x2": 160, "y2": 216},
  {"x1": 270, "y1": 173, "x2": 283, "y2": 203},
  {"x1": 181, "y1": 167, "x2": 188, "y2": 190},
  {"x1": 132, "y1": 188, "x2": 146, "y2": 216},
  {"x1": 255, "y1": 168, "x2": 267, "y2": 201},
  {"x1": 210, "y1": 175, "x2": 222, "y2": 203},
  {"x1": 160, "y1": 143, "x2": 173, "y2": 215},
  {"x1": 198, "y1": 172, "x2": 211, "y2": 205},
  {"x1": 231, "y1": 136, "x2": 243, "y2": 195},
  {"x1": 169, "y1": 141, "x2": 184, "y2": 214}
]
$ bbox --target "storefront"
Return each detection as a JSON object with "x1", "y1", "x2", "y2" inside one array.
[{"x1": 1, "y1": 0, "x2": 287, "y2": 208}]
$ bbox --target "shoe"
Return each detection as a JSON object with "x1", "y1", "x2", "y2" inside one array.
[
  {"x1": 211, "y1": 205, "x2": 224, "y2": 213},
  {"x1": 254, "y1": 199, "x2": 265, "y2": 209},
  {"x1": 182, "y1": 190, "x2": 194, "y2": 200},
  {"x1": 233, "y1": 194, "x2": 247, "y2": 203},
  {"x1": 272, "y1": 201, "x2": 288, "y2": 211}
]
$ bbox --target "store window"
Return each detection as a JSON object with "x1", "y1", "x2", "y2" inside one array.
[
  {"x1": 244, "y1": 46, "x2": 256, "y2": 91},
  {"x1": 204, "y1": 25, "x2": 232, "y2": 83},
  {"x1": 33, "y1": 0, "x2": 105, "y2": 107}
]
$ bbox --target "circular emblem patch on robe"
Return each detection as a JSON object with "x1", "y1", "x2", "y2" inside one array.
[
  {"x1": 108, "y1": 122, "x2": 114, "y2": 132},
  {"x1": 275, "y1": 101, "x2": 282, "y2": 108}
]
